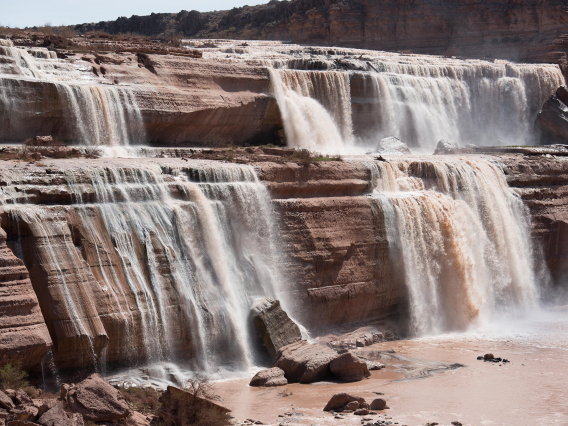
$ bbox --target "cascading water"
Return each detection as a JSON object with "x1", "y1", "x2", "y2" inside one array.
[
  {"x1": 367, "y1": 157, "x2": 541, "y2": 335},
  {"x1": 360, "y1": 61, "x2": 564, "y2": 148},
  {"x1": 260, "y1": 40, "x2": 564, "y2": 153},
  {"x1": 268, "y1": 68, "x2": 353, "y2": 152},
  {"x1": 2, "y1": 161, "x2": 284, "y2": 378},
  {"x1": 0, "y1": 39, "x2": 145, "y2": 146}
]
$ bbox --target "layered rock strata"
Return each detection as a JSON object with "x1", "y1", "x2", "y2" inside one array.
[
  {"x1": 0, "y1": 151, "x2": 564, "y2": 373},
  {"x1": 0, "y1": 225, "x2": 52, "y2": 369},
  {"x1": 75, "y1": 0, "x2": 568, "y2": 65}
]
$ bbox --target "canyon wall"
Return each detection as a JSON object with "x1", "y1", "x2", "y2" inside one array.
[
  {"x1": 75, "y1": 0, "x2": 568, "y2": 65},
  {"x1": 0, "y1": 151, "x2": 565, "y2": 374}
]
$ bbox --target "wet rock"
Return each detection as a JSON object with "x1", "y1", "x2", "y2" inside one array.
[
  {"x1": 503, "y1": 359, "x2": 510, "y2": 363},
  {"x1": 433, "y1": 139, "x2": 459, "y2": 154},
  {"x1": 484, "y1": 353, "x2": 494, "y2": 360},
  {"x1": 344, "y1": 401, "x2": 359, "y2": 411},
  {"x1": 329, "y1": 352, "x2": 371, "y2": 382},
  {"x1": 476, "y1": 356, "x2": 484, "y2": 360},
  {"x1": 370, "y1": 398, "x2": 387, "y2": 410},
  {"x1": 274, "y1": 340, "x2": 339, "y2": 383},
  {"x1": 451, "y1": 422, "x2": 463, "y2": 426},
  {"x1": 251, "y1": 298, "x2": 302, "y2": 358},
  {"x1": 323, "y1": 393, "x2": 366, "y2": 412},
  {"x1": 537, "y1": 87, "x2": 568, "y2": 144},
  {"x1": 377, "y1": 137, "x2": 412, "y2": 155},
  {"x1": 366, "y1": 361, "x2": 385, "y2": 371},
  {"x1": 62, "y1": 373, "x2": 130, "y2": 422},
  {"x1": 0, "y1": 391, "x2": 15, "y2": 410},
  {"x1": 249, "y1": 367, "x2": 288, "y2": 387}
]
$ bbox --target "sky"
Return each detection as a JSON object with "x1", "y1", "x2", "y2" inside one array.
[{"x1": 0, "y1": 0, "x2": 269, "y2": 28}]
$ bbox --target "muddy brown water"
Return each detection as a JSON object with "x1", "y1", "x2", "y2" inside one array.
[{"x1": 215, "y1": 307, "x2": 568, "y2": 425}]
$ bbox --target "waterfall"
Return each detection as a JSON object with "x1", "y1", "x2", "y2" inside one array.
[
  {"x1": 268, "y1": 68, "x2": 352, "y2": 152},
  {"x1": 0, "y1": 39, "x2": 145, "y2": 146},
  {"x1": 3, "y1": 162, "x2": 283, "y2": 373},
  {"x1": 362, "y1": 61, "x2": 564, "y2": 148},
  {"x1": 267, "y1": 49, "x2": 563, "y2": 153},
  {"x1": 367, "y1": 157, "x2": 541, "y2": 335}
]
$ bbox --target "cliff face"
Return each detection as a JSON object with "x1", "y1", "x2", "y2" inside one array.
[
  {"x1": 495, "y1": 152, "x2": 568, "y2": 287},
  {"x1": 0, "y1": 152, "x2": 564, "y2": 372},
  {"x1": 75, "y1": 0, "x2": 568, "y2": 65},
  {"x1": 0, "y1": 224, "x2": 52, "y2": 369},
  {"x1": 0, "y1": 40, "x2": 282, "y2": 146}
]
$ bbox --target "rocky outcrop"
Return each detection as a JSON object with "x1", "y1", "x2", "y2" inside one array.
[
  {"x1": 273, "y1": 340, "x2": 338, "y2": 383},
  {"x1": 537, "y1": 87, "x2": 568, "y2": 144},
  {"x1": 75, "y1": 0, "x2": 568, "y2": 65},
  {"x1": 323, "y1": 393, "x2": 366, "y2": 412},
  {"x1": 249, "y1": 367, "x2": 288, "y2": 387},
  {"x1": 377, "y1": 137, "x2": 412, "y2": 155},
  {"x1": 61, "y1": 374, "x2": 130, "y2": 422},
  {"x1": 250, "y1": 298, "x2": 302, "y2": 358},
  {"x1": 329, "y1": 352, "x2": 370, "y2": 382},
  {"x1": 490, "y1": 150, "x2": 568, "y2": 286},
  {"x1": 0, "y1": 225, "x2": 52, "y2": 370},
  {"x1": 157, "y1": 386, "x2": 230, "y2": 426}
]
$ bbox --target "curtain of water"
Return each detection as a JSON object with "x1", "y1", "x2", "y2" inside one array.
[
  {"x1": 367, "y1": 158, "x2": 542, "y2": 335},
  {"x1": 0, "y1": 39, "x2": 145, "y2": 146},
  {"x1": 3, "y1": 163, "x2": 284, "y2": 373},
  {"x1": 268, "y1": 55, "x2": 563, "y2": 152}
]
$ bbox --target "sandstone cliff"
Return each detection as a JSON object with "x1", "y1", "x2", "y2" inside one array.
[
  {"x1": 75, "y1": 0, "x2": 568, "y2": 65},
  {"x1": 0, "y1": 224, "x2": 52, "y2": 369}
]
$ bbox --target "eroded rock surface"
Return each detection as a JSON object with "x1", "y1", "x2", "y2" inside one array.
[
  {"x1": 250, "y1": 298, "x2": 302, "y2": 358},
  {"x1": 0, "y1": 225, "x2": 52, "y2": 370},
  {"x1": 249, "y1": 367, "x2": 288, "y2": 387},
  {"x1": 61, "y1": 374, "x2": 130, "y2": 422},
  {"x1": 273, "y1": 340, "x2": 338, "y2": 383}
]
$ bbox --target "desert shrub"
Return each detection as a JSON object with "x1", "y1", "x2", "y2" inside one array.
[
  {"x1": 0, "y1": 362, "x2": 29, "y2": 390},
  {"x1": 291, "y1": 148, "x2": 342, "y2": 163},
  {"x1": 23, "y1": 386, "x2": 40, "y2": 398},
  {"x1": 180, "y1": 374, "x2": 229, "y2": 426},
  {"x1": 119, "y1": 386, "x2": 160, "y2": 413}
]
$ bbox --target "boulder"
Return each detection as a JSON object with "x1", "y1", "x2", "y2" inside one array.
[
  {"x1": 15, "y1": 390, "x2": 33, "y2": 405},
  {"x1": 366, "y1": 361, "x2": 385, "y2": 371},
  {"x1": 0, "y1": 391, "x2": 15, "y2": 410},
  {"x1": 329, "y1": 352, "x2": 371, "y2": 382},
  {"x1": 62, "y1": 374, "x2": 130, "y2": 422},
  {"x1": 323, "y1": 393, "x2": 366, "y2": 412},
  {"x1": 377, "y1": 137, "x2": 412, "y2": 155},
  {"x1": 251, "y1": 298, "x2": 302, "y2": 358},
  {"x1": 38, "y1": 402, "x2": 79, "y2": 426},
  {"x1": 354, "y1": 408, "x2": 369, "y2": 415},
  {"x1": 484, "y1": 353, "x2": 494, "y2": 360},
  {"x1": 157, "y1": 386, "x2": 230, "y2": 426},
  {"x1": 273, "y1": 340, "x2": 339, "y2": 383},
  {"x1": 6, "y1": 421, "x2": 40, "y2": 426},
  {"x1": 126, "y1": 411, "x2": 153, "y2": 426},
  {"x1": 370, "y1": 398, "x2": 387, "y2": 410},
  {"x1": 344, "y1": 401, "x2": 359, "y2": 411},
  {"x1": 249, "y1": 368, "x2": 287, "y2": 387},
  {"x1": 433, "y1": 139, "x2": 459, "y2": 155},
  {"x1": 7, "y1": 405, "x2": 38, "y2": 422},
  {"x1": 32, "y1": 400, "x2": 57, "y2": 418}
]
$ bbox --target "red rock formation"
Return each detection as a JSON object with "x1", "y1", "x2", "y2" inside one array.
[
  {"x1": 76, "y1": 0, "x2": 568, "y2": 65},
  {"x1": 0, "y1": 222, "x2": 52, "y2": 370}
]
